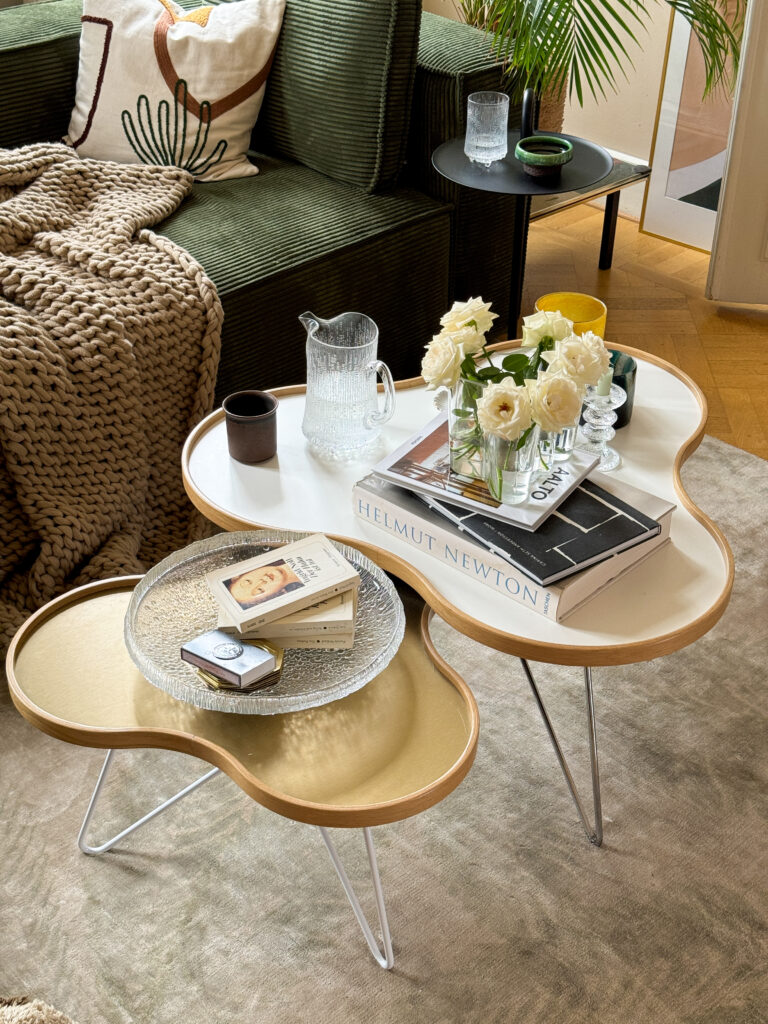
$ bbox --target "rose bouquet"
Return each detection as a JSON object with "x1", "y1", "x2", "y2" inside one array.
[
  {"x1": 421, "y1": 298, "x2": 562, "y2": 480},
  {"x1": 421, "y1": 298, "x2": 611, "y2": 500},
  {"x1": 476, "y1": 374, "x2": 584, "y2": 503}
]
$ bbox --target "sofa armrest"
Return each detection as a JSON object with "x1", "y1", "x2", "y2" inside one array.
[
  {"x1": 406, "y1": 13, "x2": 527, "y2": 338},
  {"x1": 407, "y1": 13, "x2": 523, "y2": 198}
]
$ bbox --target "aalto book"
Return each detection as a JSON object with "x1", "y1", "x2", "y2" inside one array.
[
  {"x1": 353, "y1": 474, "x2": 675, "y2": 622},
  {"x1": 421, "y1": 475, "x2": 665, "y2": 585},
  {"x1": 371, "y1": 413, "x2": 599, "y2": 532},
  {"x1": 205, "y1": 534, "x2": 360, "y2": 633}
]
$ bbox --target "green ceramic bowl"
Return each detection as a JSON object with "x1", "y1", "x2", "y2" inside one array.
[{"x1": 515, "y1": 135, "x2": 574, "y2": 178}]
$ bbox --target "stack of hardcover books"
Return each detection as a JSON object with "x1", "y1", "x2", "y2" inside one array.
[
  {"x1": 353, "y1": 414, "x2": 675, "y2": 622},
  {"x1": 182, "y1": 535, "x2": 361, "y2": 691}
]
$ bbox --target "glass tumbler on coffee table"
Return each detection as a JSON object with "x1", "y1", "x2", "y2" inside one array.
[{"x1": 464, "y1": 91, "x2": 509, "y2": 166}]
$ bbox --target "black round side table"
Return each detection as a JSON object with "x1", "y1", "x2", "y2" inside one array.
[{"x1": 432, "y1": 128, "x2": 613, "y2": 332}]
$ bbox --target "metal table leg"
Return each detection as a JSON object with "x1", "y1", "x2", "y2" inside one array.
[
  {"x1": 508, "y1": 194, "x2": 532, "y2": 335},
  {"x1": 319, "y1": 827, "x2": 395, "y2": 969},
  {"x1": 519, "y1": 660, "x2": 603, "y2": 846},
  {"x1": 599, "y1": 191, "x2": 620, "y2": 270},
  {"x1": 77, "y1": 749, "x2": 221, "y2": 855}
]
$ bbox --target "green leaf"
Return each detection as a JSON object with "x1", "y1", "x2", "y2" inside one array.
[
  {"x1": 501, "y1": 354, "x2": 530, "y2": 372},
  {"x1": 477, "y1": 366, "x2": 502, "y2": 379},
  {"x1": 477, "y1": 0, "x2": 742, "y2": 104},
  {"x1": 460, "y1": 354, "x2": 479, "y2": 378}
]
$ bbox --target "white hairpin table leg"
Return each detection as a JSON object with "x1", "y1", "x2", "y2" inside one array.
[
  {"x1": 519, "y1": 660, "x2": 603, "y2": 847},
  {"x1": 318, "y1": 826, "x2": 395, "y2": 969},
  {"x1": 77, "y1": 749, "x2": 221, "y2": 856}
]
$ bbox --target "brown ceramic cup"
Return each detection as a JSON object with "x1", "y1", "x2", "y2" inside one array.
[{"x1": 222, "y1": 390, "x2": 278, "y2": 464}]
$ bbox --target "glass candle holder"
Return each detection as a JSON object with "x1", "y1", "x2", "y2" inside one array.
[
  {"x1": 464, "y1": 92, "x2": 509, "y2": 167},
  {"x1": 578, "y1": 382, "x2": 627, "y2": 472}
]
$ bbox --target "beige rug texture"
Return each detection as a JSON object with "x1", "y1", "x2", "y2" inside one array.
[
  {"x1": 1, "y1": 436, "x2": 766, "y2": 1024},
  {"x1": 0, "y1": 143, "x2": 223, "y2": 654}
]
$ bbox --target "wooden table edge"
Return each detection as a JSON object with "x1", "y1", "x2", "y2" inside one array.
[
  {"x1": 181, "y1": 345, "x2": 734, "y2": 668},
  {"x1": 5, "y1": 577, "x2": 479, "y2": 830}
]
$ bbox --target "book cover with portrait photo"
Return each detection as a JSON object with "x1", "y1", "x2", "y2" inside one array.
[{"x1": 205, "y1": 534, "x2": 360, "y2": 632}]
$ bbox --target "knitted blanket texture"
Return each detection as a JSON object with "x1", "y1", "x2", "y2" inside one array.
[{"x1": 0, "y1": 144, "x2": 223, "y2": 652}]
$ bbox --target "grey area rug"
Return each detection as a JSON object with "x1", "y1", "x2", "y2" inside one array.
[{"x1": 1, "y1": 435, "x2": 766, "y2": 1024}]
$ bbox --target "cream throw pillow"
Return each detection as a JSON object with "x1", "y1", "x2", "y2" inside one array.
[{"x1": 67, "y1": 0, "x2": 285, "y2": 181}]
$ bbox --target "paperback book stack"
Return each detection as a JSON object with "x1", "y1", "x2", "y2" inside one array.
[
  {"x1": 353, "y1": 414, "x2": 676, "y2": 622},
  {"x1": 181, "y1": 535, "x2": 361, "y2": 692}
]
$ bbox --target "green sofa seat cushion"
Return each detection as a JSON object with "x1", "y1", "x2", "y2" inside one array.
[{"x1": 159, "y1": 157, "x2": 451, "y2": 396}]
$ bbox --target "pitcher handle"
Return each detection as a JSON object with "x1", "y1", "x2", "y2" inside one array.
[{"x1": 365, "y1": 360, "x2": 396, "y2": 428}]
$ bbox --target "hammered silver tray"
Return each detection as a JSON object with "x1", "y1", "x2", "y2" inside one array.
[{"x1": 124, "y1": 531, "x2": 405, "y2": 714}]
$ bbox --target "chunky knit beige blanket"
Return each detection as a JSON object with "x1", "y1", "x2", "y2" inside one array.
[{"x1": 0, "y1": 144, "x2": 223, "y2": 652}]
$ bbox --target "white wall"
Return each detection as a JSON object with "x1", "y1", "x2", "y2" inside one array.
[
  {"x1": 562, "y1": 6, "x2": 672, "y2": 163},
  {"x1": 422, "y1": 0, "x2": 460, "y2": 18}
]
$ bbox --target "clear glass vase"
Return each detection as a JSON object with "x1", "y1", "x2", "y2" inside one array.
[
  {"x1": 446, "y1": 377, "x2": 487, "y2": 480},
  {"x1": 538, "y1": 387, "x2": 586, "y2": 466},
  {"x1": 483, "y1": 425, "x2": 541, "y2": 505}
]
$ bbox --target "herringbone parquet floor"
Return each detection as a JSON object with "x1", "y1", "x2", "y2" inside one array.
[{"x1": 521, "y1": 204, "x2": 768, "y2": 461}]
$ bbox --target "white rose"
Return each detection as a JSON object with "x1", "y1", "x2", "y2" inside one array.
[
  {"x1": 580, "y1": 330, "x2": 610, "y2": 359},
  {"x1": 440, "y1": 297, "x2": 498, "y2": 336},
  {"x1": 525, "y1": 373, "x2": 583, "y2": 432},
  {"x1": 421, "y1": 335, "x2": 462, "y2": 390},
  {"x1": 521, "y1": 309, "x2": 573, "y2": 346},
  {"x1": 541, "y1": 334, "x2": 611, "y2": 386},
  {"x1": 476, "y1": 378, "x2": 533, "y2": 441},
  {"x1": 450, "y1": 323, "x2": 486, "y2": 356}
]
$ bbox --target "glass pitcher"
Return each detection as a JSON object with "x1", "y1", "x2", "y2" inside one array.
[{"x1": 300, "y1": 311, "x2": 395, "y2": 459}]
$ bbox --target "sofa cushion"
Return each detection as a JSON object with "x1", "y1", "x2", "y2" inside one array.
[
  {"x1": 67, "y1": 0, "x2": 285, "y2": 181},
  {"x1": 252, "y1": 0, "x2": 421, "y2": 193},
  {"x1": 159, "y1": 157, "x2": 451, "y2": 396},
  {"x1": 0, "y1": 0, "x2": 83, "y2": 149}
]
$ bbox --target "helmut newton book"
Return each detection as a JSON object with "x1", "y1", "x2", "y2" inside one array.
[
  {"x1": 371, "y1": 412, "x2": 599, "y2": 532},
  {"x1": 353, "y1": 474, "x2": 675, "y2": 622},
  {"x1": 205, "y1": 534, "x2": 360, "y2": 632}
]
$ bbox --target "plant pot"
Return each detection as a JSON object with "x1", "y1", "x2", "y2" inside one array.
[{"x1": 515, "y1": 135, "x2": 574, "y2": 181}]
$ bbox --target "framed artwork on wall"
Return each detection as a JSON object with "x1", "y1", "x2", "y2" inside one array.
[{"x1": 640, "y1": 10, "x2": 735, "y2": 253}]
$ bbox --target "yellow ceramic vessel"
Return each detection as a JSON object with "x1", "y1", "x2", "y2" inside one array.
[{"x1": 535, "y1": 291, "x2": 607, "y2": 338}]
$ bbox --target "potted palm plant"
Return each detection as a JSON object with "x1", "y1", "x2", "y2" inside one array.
[{"x1": 456, "y1": 0, "x2": 743, "y2": 104}]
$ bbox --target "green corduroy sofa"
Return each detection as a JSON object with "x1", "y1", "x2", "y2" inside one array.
[{"x1": 0, "y1": 0, "x2": 526, "y2": 400}]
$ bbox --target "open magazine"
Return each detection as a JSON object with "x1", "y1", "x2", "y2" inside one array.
[{"x1": 371, "y1": 413, "x2": 599, "y2": 531}]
